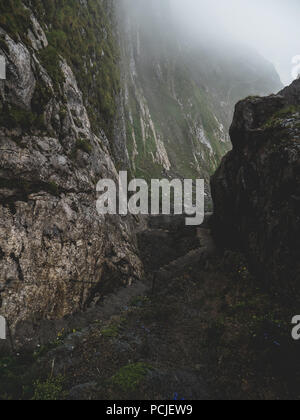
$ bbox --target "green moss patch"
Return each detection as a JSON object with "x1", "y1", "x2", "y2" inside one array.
[
  {"x1": 0, "y1": 104, "x2": 46, "y2": 132},
  {"x1": 75, "y1": 138, "x2": 92, "y2": 154},
  {"x1": 26, "y1": 0, "x2": 120, "y2": 139},
  {"x1": 264, "y1": 105, "x2": 300, "y2": 130},
  {"x1": 0, "y1": 0, "x2": 31, "y2": 42},
  {"x1": 32, "y1": 375, "x2": 66, "y2": 401},
  {"x1": 0, "y1": 1, "x2": 120, "y2": 140},
  {"x1": 71, "y1": 138, "x2": 93, "y2": 160},
  {"x1": 38, "y1": 46, "x2": 65, "y2": 94},
  {"x1": 101, "y1": 325, "x2": 120, "y2": 339},
  {"x1": 111, "y1": 363, "x2": 152, "y2": 393}
]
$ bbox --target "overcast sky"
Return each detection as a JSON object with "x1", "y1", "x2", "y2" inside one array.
[{"x1": 171, "y1": 0, "x2": 300, "y2": 85}]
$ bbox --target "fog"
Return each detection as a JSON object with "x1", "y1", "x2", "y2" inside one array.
[{"x1": 171, "y1": 0, "x2": 300, "y2": 85}]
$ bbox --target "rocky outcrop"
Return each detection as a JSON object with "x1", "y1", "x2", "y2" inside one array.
[
  {"x1": 0, "y1": 1, "x2": 142, "y2": 337},
  {"x1": 211, "y1": 79, "x2": 300, "y2": 299}
]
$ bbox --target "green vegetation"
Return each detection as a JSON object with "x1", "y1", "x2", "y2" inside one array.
[
  {"x1": 38, "y1": 46, "x2": 65, "y2": 94},
  {"x1": 0, "y1": 0, "x2": 31, "y2": 42},
  {"x1": 0, "y1": 0, "x2": 227, "y2": 179},
  {"x1": 125, "y1": 57, "x2": 229, "y2": 180},
  {"x1": 0, "y1": 0, "x2": 120, "y2": 139},
  {"x1": 32, "y1": 375, "x2": 66, "y2": 401},
  {"x1": 273, "y1": 105, "x2": 300, "y2": 118},
  {"x1": 31, "y1": 79, "x2": 53, "y2": 115},
  {"x1": 0, "y1": 177, "x2": 60, "y2": 199},
  {"x1": 245, "y1": 95, "x2": 261, "y2": 101},
  {"x1": 101, "y1": 316, "x2": 126, "y2": 339},
  {"x1": 130, "y1": 296, "x2": 150, "y2": 308},
  {"x1": 47, "y1": 181, "x2": 60, "y2": 196},
  {"x1": 101, "y1": 325, "x2": 120, "y2": 339},
  {"x1": 0, "y1": 34, "x2": 9, "y2": 54},
  {"x1": 27, "y1": 0, "x2": 120, "y2": 138},
  {"x1": 264, "y1": 105, "x2": 300, "y2": 130},
  {"x1": 0, "y1": 103, "x2": 46, "y2": 132},
  {"x1": 71, "y1": 138, "x2": 93, "y2": 160},
  {"x1": 0, "y1": 350, "x2": 56, "y2": 400},
  {"x1": 0, "y1": 328, "x2": 70, "y2": 400},
  {"x1": 75, "y1": 138, "x2": 92, "y2": 155},
  {"x1": 111, "y1": 363, "x2": 152, "y2": 392}
]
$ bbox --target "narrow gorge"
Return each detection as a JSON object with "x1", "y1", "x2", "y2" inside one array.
[{"x1": 0, "y1": 0, "x2": 299, "y2": 401}]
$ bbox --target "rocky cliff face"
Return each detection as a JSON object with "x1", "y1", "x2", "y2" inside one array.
[
  {"x1": 0, "y1": 0, "x2": 142, "y2": 336},
  {"x1": 211, "y1": 79, "x2": 300, "y2": 300},
  {"x1": 116, "y1": 0, "x2": 283, "y2": 181}
]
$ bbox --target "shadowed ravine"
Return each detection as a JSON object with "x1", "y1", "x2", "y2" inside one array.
[
  {"x1": 1, "y1": 215, "x2": 299, "y2": 400},
  {"x1": 0, "y1": 0, "x2": 299, "y2": 402}
]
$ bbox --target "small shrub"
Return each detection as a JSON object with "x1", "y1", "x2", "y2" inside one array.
[
  {"x1": 47, "y1": 181, "x2": 60, "y2": 196},
  {"x1": 31, "y1": 80, "x2": 52, "y2": 115},
  {"x1": 101, "y1": 325, "x2": 119, "y2": 338},
  {"x1": 32, "y1": 375, "x2": 66, "y2": 401},
  {"x1": 0, "y1": 104, "x2": 45, "y2": 131},
  {"x1": 111, "y1": 363, "x2": 152, "y2": 393},
  {"x1": 75, "y1": 138, "x2": 92, "y2": 154},
  {"x1": 39, "y1": 46, "x2": 65, "y2": 93}
]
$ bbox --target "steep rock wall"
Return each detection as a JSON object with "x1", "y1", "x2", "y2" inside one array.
[
  {"x1": 0, "y1": 0, "x2": 142, "y2": 336},
  {"x1": 211, "y1": 79, "x2": 300, "y2": 300}
]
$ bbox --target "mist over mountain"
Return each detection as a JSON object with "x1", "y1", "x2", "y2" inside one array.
[
  {"x1": 117, "y1": 0, "x2": 282, "y2": 181},
  {"x1": 172, "y1": 0, "x2": 300, "y2": 85}
]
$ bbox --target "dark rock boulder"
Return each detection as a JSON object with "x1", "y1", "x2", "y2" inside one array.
[{"x1": 211, "y1": 79, "x2": 300, "y2": 299}]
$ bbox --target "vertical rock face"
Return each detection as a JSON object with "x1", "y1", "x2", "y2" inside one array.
[
  {"x1": 0, "y1": 1, "x2": 142, "y2": 335},
  {"x1": 116, "y1": 0, "x2": 283, "y2": 181},
  {"x1": 211, "y1": 80, "x2": 300, "y2": 299}
]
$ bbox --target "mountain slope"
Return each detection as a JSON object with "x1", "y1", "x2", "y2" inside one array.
[{"x1": 116, "y1": 0, "x2": 283, "y2": 181}]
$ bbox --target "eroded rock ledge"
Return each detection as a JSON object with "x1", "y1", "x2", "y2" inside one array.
[{"x1": 211, "y1": 79, "x2": 300, "y2": 299}]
